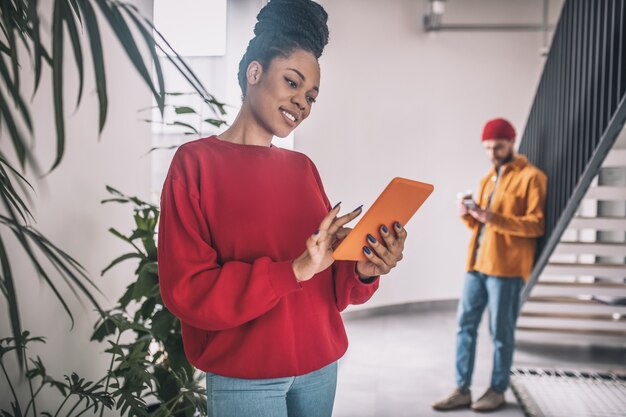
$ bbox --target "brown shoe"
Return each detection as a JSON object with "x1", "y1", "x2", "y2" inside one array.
[
  {"x1": 432, "y1": 388, "x2": 472, "y2": 411},
  {"x1": 471, "y1": 388, "x2": 506, "y2": 412}
]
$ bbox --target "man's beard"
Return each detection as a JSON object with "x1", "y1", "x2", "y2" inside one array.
[{"x1": 494, "y1": 150, "x2": 514, "y2": 167}]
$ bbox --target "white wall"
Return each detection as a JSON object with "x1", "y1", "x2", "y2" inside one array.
[
  {"x1": 295, "y1": 0, "x2": 563, "y2": 309},
  {"x1": 0, "y1": 1, "x2": 153, "y2": 410}
]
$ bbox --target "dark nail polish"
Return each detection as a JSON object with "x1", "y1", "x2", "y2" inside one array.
[
  {"x1": 332, "y1": 201, "x2": 342, "y2": 210},
  {"x1": 367, "y1": 234, "x2": 376, "y2": 244},
  {"x1": 382, "y1": 225, "x2": 388, "y2": 233},
  {"x1": 363, "y1": 246, "x2": 371, "y2": 255},
  {"x1": 396, "y1": 222, "x2": 402, "y2": 229},
  {"x1": 352, "y1": 204, "x2": 363, "y2": 212}
]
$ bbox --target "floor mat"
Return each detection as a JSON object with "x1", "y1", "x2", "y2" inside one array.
[{"x1": 510, "y1": 367, "x2": 626, "y2": 417}]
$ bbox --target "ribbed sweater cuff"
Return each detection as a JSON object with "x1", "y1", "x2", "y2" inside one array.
[{"x1": 268, "y1": 261, "x2": 302, "y2": 297}]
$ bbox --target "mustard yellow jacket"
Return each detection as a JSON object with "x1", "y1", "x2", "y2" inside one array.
[{"x1": 462, "y1": 155, "x2": 547, "y2": 281}]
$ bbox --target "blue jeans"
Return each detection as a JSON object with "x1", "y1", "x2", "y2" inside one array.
[
  {"x1": 455, "y1": 271, "x2": 523, "y2": 393},
  {"x1": 206, "y1": 362, "x2": 337, "y2": 417}
]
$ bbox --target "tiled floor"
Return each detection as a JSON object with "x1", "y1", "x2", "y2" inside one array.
[{"x1": 332, "y1": 302, "x2": 626, "y2": 417}]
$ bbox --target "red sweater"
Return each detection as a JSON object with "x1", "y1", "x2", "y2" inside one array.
[{"x1": 157, "y1": 136, "x2": 380, "y2": 379}]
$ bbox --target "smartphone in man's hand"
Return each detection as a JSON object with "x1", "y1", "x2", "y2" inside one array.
[{"x1": 463, "y1": 198, "x2": 477, "y2": 209}]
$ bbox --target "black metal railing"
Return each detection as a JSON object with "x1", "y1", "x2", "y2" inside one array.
[{"x1": 520, "y1": 0, "x2": 626, "y2": 302}]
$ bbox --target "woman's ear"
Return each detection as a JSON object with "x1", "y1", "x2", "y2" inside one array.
[{"x1": 246, "y1": 61, "x2": 263, "y2": 86}]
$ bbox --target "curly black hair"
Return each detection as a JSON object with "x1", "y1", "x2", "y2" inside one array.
[{"x1": 237, "y1": 0, "x2": 329, "y2": 97}]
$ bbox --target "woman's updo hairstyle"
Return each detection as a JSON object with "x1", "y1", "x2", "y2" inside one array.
[{"x1": 237, "y1": 0, "x2": 329, "y2": 96}]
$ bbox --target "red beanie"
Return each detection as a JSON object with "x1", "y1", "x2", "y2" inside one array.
[{"x1": 481, "y1": 118, "x2": 516, "y2": 141}]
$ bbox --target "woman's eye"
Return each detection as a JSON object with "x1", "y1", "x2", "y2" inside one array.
[
  {"x1": 285, "y1": 77, "x2": 297, "y2": 88},
  {"x1": 307, "y1": 96, "x2": 316, "y2": 104}
]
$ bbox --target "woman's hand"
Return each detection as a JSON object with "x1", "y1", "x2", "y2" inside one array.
[
  {"x1": 356, "y1": 222, "x2": 407, "y2": 278},
  {"x1": 292, "y1": 204, "x2": 363, "y2": 282}
]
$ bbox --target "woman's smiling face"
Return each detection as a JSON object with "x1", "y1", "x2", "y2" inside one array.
[{"x1": 246, "y1": 49, "x2": 321, "y2": 138}]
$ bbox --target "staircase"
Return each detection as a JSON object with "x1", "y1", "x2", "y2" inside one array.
[
  {"x1": 517, "y1": 148, "x2": 626, "y2": 346},
  {"x1": 514, "y1": 0, "x2": 626, "y2": 348}
]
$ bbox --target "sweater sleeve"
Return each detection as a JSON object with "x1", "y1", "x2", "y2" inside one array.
[
  {"x1": 487, "y1": 172, "x2": 547, "y2": 238},
  {"x1": 333, "y1": 261, "x2": 380, "y2": 312},
  {"x1": 305, "y1": 157, "x2": 381, "y2": 311},
  {"x1": 157, "y1": 175, "x2": 302, "y2": 332}
]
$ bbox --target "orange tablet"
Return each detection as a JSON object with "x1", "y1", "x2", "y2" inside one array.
[{"x1": 332, "y1": 177, "x2": 434, "y2": 261}]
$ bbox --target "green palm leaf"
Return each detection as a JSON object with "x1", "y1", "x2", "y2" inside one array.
[
  {"x1": 63, "y1": 0, "x2": 85, "y2": 109},
  {"x1": 0, "y1": 0, "x2": 227, "y2": 372},
  {"x1": 50, "y1": 0, "x2": 66, "y2": 172},
  {"x1": 93, "y1": 0, "x2": 165, "y2": 115},
  {"x1": 78, "y1": 0, "x2": 108, "y2": 133},
  {"x1": 0, "y1": 235, "x2": 23, "y2": 367}
]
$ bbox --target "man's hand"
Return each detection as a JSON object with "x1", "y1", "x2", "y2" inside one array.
[
  {"x1": 469, "y1": 207, "x2": 493, "y2": 224},
  {"x1": 458, "y1": 199, "x2": 470, "y2": 216}
]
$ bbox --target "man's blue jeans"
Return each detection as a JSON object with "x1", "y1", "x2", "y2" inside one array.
[
  {"x1": 206, "y1": 361, "x2": 337, "y2": 417},
  {"x1": 455, "y1": 271, "x2": 524, "y2": 393}
]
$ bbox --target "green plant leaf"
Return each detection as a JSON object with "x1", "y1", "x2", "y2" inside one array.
[
  {"x1": 153, "y1": 365, "x2": 180, "y2": 406},
  {"x1": 0, "y1": 87, "x2": 28, "y2": 170},
  {"x1": 0, "y1": 167, "x2": 32, "y2": 224},
  {"x1": 1, "y1": 0, "x2": 21, "y2": 105},
  {"x1": 138, "y1": 298, "x2": 156, "y2": 321},
  {"x1": 28, "y1": 355, "x2": 69, "y2": 396},
  {"x1": 24, "y1": 0, "x2": 44, "y2": 93},
  {"x1": 101, "y1": 252, "x2": 143, "y2": 276},
  {"x1": 163, "y1": 334, "x2": 190, "y2": 374},
  {"x1": 0, "y1": 52, "x2": 33, "y2": 134},
  {"x1": 67, "y1": 0, "x2": 82, "y2": 25},
  {"x1": 132, "y1": 262, "x2": 158, "y2": 300},
  {"x1": 204, "y1": 118, "x2": 227, "y2": 128},
  {"x1": 144, "y1": 16, "x2": 227, "y2": 117},
  {"x1": 118, "y1": 3, "x2": 166, "y2": 116},
  {"x1": 115, "y1": 389, "x2": 149, "y2": 417},
  {"x1": 142, "y1": 145, "x2": 179, "y2": 155},
  {"x1": 93, "y1": 0, "x2": 164, "y2": 114},
  {"x1": 174, "y1": 106, "x2": 196, "y2": 115},
  {"x1": 105, "y1": 185, "x2": 125, "y2": 197},
  {"x1": 0, "y1": 235, "x2": 22, "y2": 367},
  {"x1": 0, "y1": 211, "x2": 103, "y2": 339},
  {"x1": 151, "y1": 309, "x2": 175, "y2": 341},
  {"x1": 91, "y1": 316, "x2": 118, "y2": 342},
  {"x1": 108, "y1": 227, "x2": 131, "y2": 243},
  {"x1": 65, "y1": 372, "x2": 115, "y2": 411},
  {"x1": 21, "y1": 224, "x2": 104, "y2": 313},
  {"x1": 63, "y1": 0, "x2": 85, "y2": 108},
  {"x1": 50, "y1": 0, "x2": 66, "y2": 172},
  {"x1": 170, "y1": 121, "x2": 199, "y2": 134},
  {"x1": 119, "y1": 283, "x2": 135, "y2": 309},
  {"x1": 78, "y1": 0, "x2": 108, "y2": 132}
]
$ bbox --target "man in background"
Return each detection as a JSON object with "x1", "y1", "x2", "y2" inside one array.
[{"x1": 432, "y1": 118, "x2": 547, "y2": 412}]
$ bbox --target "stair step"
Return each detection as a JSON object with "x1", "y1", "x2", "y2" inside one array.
[
  {"x1": 527, "y1": 295, "x2": 626, "y2": 307},
  {"x1": 602, "y1": 149, "x2": 626, "y2": 167},
  {"x1": 516, "y1": 326, "x2": 626, "y2": 338},
  {"x1": 532, "y1": 280, "x2": 626, "y2": 297},
  {"x1": 515, "y1": 331, "x2": 626, "y2": 347},
  {"x1": 568, "y1": 216, "x2": 626, "y2": 231},
  {"x1": 585, "y1": 186, "x2": 626, "y2": 200},
  {"x1": 536, "y1": 280, "x2": 626, "y2": 288},
  {"x1": 519, "y1": 311, "x2": 625, "y2": 321},
  {"x1": 554, "y1": 241, "x2": 626, "y2": 257},
  {"x1": 544, "y1": 262, "x2": 626, "y2": 279}
]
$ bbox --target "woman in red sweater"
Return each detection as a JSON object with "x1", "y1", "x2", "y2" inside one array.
[{"x1": 157, "y1": 0, "x2": 406, "y2": 415}]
